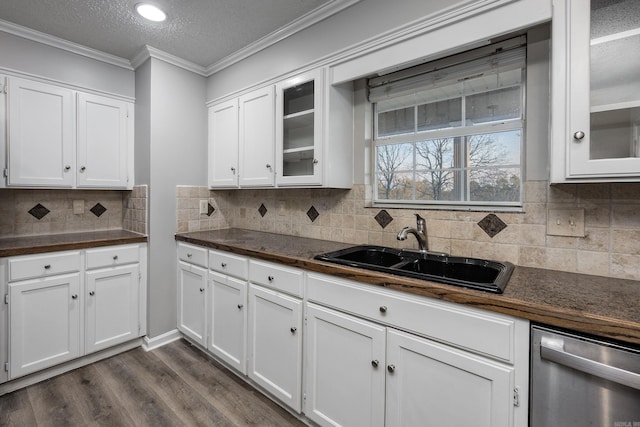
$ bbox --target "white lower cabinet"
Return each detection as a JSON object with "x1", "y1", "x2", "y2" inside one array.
[
  {"x1": 209, "y1": 271, "x2": 247, "y2": 373},
  {"x1": 9, "y1": 273, "x2": 81, "y2": 378},
  {"x1": 248, "y1": 284, "x2": 303, "y2": 412},
  {"x1": 177, "y1": 260, "x2": 207, "y2": 347},
  {"x1": 385, "y1": 329, "x2": 512, "y2": 427},
  {"x1": 85, "y1": 264, "x2": 139, "y2": 354},
  {"x1": 304, "y1": 303, "x2": 386, "y2": 427},
  {"x1": 3, "y1": 244, "x2": 146, "y2": 381}
]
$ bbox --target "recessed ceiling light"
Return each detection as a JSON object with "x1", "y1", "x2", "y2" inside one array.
[{"x1": 135, "y1": 3, "x2": 167, "y2": 22}]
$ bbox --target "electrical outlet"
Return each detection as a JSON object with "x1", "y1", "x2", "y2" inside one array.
[
  {"x1": 547, "y1": 208, "x2": 585, "y2": 237},
  {"x1": 199, "y1": 200, "x2": 208, "y2": 215},
  {"x1": 73, "y1": 200, "x2": 84, "y2": 215}
]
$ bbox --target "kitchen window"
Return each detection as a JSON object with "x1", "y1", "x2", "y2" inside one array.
[{"x1": 369, "y1": 37, "x2": 526, "y2": 209}]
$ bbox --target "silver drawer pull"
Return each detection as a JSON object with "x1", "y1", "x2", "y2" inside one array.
[
  {"x1": 71, "y1": 294, "x2": 78, "y2": 300},
  {"x1": 89, "y1": 291, "x2": 95, "y2": 296},
  {"x1": 290, "y1": 327, "x2": 297, "y2": 334},
  {"x1": 187, "y1": 253, "x2": 193, "y2": 258},
  {"x1": 113, "y1": 255, "x2": 119, "y2": 261},
  {"x1": 199, "y1": 287, "x2": 205, "y2": 293},
  {"x1": 44, "y1": 264, "x2": 51, "y2": 270},
  {"x1": 379, "y1": 306, "x2": 387, "y2": 313},
  {"x1": 371, "y1": 360, "x2": 379, "y2": 368},
  {"x1": 221, "y1": 262, "x2": 227, "y2": 268},
  {"x1": 387, "y1": 364, "x2": 396, "y2": 373},
  {"x1": 237, "y1": 304, "x2": 243, "y2": 309},
  {"x1": 268, "y1": 275, "x2": 274, "y2": 282}
]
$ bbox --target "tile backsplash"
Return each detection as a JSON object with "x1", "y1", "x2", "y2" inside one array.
[
  {"x1": 176, "y1": 181, "x2": 640, "y2": 280},
  {"x1": 0, "y1": 185, "x2": 148, "y2": 237}
]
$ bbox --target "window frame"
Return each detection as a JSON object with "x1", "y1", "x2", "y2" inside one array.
[{"x1": 370, "y1": 39, "x2": 527, "y2": 211}]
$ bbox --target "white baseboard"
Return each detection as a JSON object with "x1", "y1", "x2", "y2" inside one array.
[{"x1": 142, "y1": 329, "x2": 182, "y2": 352}]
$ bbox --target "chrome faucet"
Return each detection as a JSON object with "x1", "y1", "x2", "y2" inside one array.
[{"x1": 397, "y1": 213, "x2": 428, "y2": 252}]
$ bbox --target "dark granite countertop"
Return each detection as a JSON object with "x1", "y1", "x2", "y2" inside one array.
[
  {"x1": 0, "y1": 230, "x2": 147, "y2": 257},
  {"x1": 176, "y1": 228, "x2": 640, "y2": 346}
]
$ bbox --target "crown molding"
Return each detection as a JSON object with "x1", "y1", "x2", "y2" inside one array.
[
  {"x1": 131, "y1": 45, "x2": 208, "y2": 76},
  {"x1": 205, "y1": 0, "x2": 361, "y2": 76},
  {"x1": 0, "y1": 18, "x2": 133, "y2": 70}
]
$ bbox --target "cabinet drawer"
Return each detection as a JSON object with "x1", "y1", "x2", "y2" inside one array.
[
  {"x1": 9, "y1": 251, "x2": 81, "y2": 282},
  {"x1": 307, "y1": 273, "x2": 515, "y2": 363},
  {"x1": 249, "y1": 260, "x2": 303, "y2": 298},
  {"x1": 177, "y1": 243, "x2": 208, "y2": 268},
  {"x1": 86, "y1": 245, "x2": 139, "y2": 269},
  {"x1": 209, "y1": 250, "x2": 248, "y2": 279}
]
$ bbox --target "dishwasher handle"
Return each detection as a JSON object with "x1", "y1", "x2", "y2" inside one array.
[{"x1": 541, "y1": 336, "x2": 640, "y2": 391}]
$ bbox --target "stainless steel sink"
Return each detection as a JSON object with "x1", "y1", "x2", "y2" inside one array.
[{"x1": 314, "y1": 245, "x2": 513, "y2": 293}]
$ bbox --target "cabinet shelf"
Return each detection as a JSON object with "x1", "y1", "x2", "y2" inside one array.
[
  {"x1": 283, "y1": 146, "x2": 314, "y2": 155},
  {"x1": 284, "y1": 109, "x2": 314, "y2": 121}
]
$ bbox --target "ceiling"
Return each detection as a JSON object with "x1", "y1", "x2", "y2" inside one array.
[{"x1": 0, "y1": 0, "x2": 338, "y2": 70}]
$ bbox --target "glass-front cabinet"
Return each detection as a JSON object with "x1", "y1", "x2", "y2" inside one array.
[
  {"x1": 551, "y1": 0, "x2": 640, "y2": 182},
  {"x1": 275, "y1": 69, "x2": 323, "y2": 186}
]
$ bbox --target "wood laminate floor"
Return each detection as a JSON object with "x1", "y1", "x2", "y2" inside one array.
[{"x1": 0, "y1": 339, "x2": 306, "y2": 427}]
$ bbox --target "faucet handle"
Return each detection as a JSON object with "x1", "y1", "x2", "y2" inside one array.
[{"x1": 414, "y1": 213, "x2": 425, "y2": 223}]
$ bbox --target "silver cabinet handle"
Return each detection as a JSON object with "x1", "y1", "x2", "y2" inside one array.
[
  {"x1": 221, "y1": 262, "x2": 227, "y2": 268},
  {"x1": 64, "y1": 165, "x2": 71, "y2": 172},
  {"x1": 266, "y1": 164, "x2": 271, "y2": 169},
  {"x1": 379, "y1": 306, "x2": 387, "y2": 313},
  {"x1": 290, "y1": 327, "x2": 297, "y2": 334},
  {"x1": 387, "y1": 364, "x2": 396, "y2": 373},
  {"x1": 80, "y1": 166, "x2": 86, "y2": 172},
  {"x1": 113, "y1": 255, "x2": 119, "y2": 261},
  {"x1": 230, "y1": 166, "x2": 236, "y2": 174},
  {"x1": 199, "y1": 287, "x2": 205, "y2": 293},
  {"x1": 313, "y1": 158, "x2": 319, "y2": 164},
  {"x1": 541, "y1": 336, "x2": 640, "y2": 390},
  {"x1": 71, "y1": 294, "x2": 78, "y2": 300},
  {"x1": 268, "y1": 275, "x2": 274, "y2": 282},
  {"x1": 187, "y1": 253, "x2": 192, "y2": 258},
  {"x1": 89, "y1": 291, "x2": 95, "y2": 296},
  {"x1": 371, "y1": 360, "x2": 379, "y2": 368},
  {"x1": 237, "y1": 304, "x2": 243, "y2": 309},
  {"x1": 44, "y1": 264, "x2": 51, "y2": 270},
  {"x1": 573, "y1": 131, "x2": 585, "y2": 141}
]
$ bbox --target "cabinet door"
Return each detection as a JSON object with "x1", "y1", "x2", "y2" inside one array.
[
  {"x1": 248, "y1": 284, "x2": 302, "y2": 412},
  {"x1": 85, "y1": 264, "x2": 139, "y2": 354},
  {"x1": 9, "y1": 273, "x2": 81, "y2": 379},
  {"x1": 208, "y1": 99, "x2": 239, "y2": 188},
  {"x1": 275, "y1": 69, "x2": 323, "y2": 186},
  {"x1": 385, "y1": 329, "x2": 514, "y2": 427},
  {"x1": 304, "y1": 303, "x2": 386, "y2": 427},
  {"x1": 554, "y1": 0, "x2": 640, "y2": 179},
  {"x1": 177, "y1": 261, "x2": 207, "y2": 346},
  {"x1": 7, "y1": 77, "x2": 74, "y2": 187},
  {"x1": 239, "y1": 86, "x2": 275, "y2": 187},
  {"x1": 77, "y1": 93, "x2": 131, "y2": 188},
  {"x1": 209, "y1": 272, "x2": 247, "y2": 374}
]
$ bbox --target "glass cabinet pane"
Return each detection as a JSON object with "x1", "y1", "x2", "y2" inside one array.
[
  {"x1": 282, "y1": 79, "x2": 315, "y2": 177},
  {"x1": 589, "y1": 0, "x2": 640, "y2": 160}
]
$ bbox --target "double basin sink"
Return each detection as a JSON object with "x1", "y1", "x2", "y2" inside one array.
[{"x1": 314, "y1": 245, "x2": 513, "y2": 293}]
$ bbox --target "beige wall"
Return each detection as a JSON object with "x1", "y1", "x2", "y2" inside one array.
[
  {"x1": 0, "y1": 185, "x2": 147, "y2": 237},
  {"x1": 176, "y1": 182, "x2": 640, "y2": 281}
]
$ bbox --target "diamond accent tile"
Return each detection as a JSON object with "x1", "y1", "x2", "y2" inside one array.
[
  {"x1": 258, "y1": 203, "x2": 268, "y2": 217},
  {"x1": 207, "y1": 203, "x2": 215, "y2": 217},
  {"x1": 307, "y1": 206, "x2": 319, "y2": 222},
  {"x1": 374, "y1": 210, "x2": 393, "y2": 229},
  {"x1": 90, "y1": 203, "x2": 107, "y2": 217},
  {"x1": 28, "y1": 203, "x2": 50, "y2": 220},
  {"x1": 477, "y1": 213, "x2": 507, "y2": 238}
]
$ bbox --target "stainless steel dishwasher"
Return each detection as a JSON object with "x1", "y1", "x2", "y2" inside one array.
[{"x1": 531, "y1": 325, "x2": 640, "y2": 427}]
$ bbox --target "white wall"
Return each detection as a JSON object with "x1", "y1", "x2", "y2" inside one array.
[
  {"x1": 0, "y1": 31, "x2": 134, "y2": 97},
  {"x1": 137, "y1": 58, "x2": 207, "y2": 338}
]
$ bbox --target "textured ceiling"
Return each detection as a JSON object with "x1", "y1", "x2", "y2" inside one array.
[{"x1": 0, "y1": 0, "x2": 333, "y2": 68}]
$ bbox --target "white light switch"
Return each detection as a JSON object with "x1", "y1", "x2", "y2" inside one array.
[
  {"x1": 547, "y1": 208, "x2": 585, "y2": 237},
  {"x1": 199, "y1": 200, "x2": 208, "y2": 215}
]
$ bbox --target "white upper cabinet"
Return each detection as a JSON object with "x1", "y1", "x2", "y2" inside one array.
[
  {"x1": 208, "y1": 98, "x2": 239, "y2": 188},
  {"x1": 3, "y1": 75, "x2": 134, "y2": 189},
  {"x1": 551, "y1": 0, "x2": 640, "y2": 182},
  {"x1": 77, "y1": 92, "x2": 131, "y2": 188},
  {"x1": 275, "y1": 69, "x2": 323, "y2": 186},
  {"x1": 239, "y1": 86, "x2": 275, "y2": 187},
  {"x1": 6, "y1": 77, "x2": 75, "y2": 187},
  {"x1": 208, "y1": 67, "x2": 353, "y2": 189}
]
